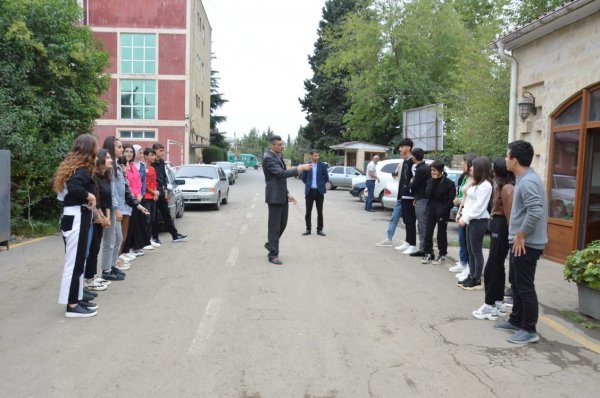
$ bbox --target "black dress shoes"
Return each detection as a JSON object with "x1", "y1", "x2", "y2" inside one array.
[
  {"x1": 264, "y1": 242, "x2": 270, "y2": 251},
  {"x1": 268, "y1": 257, "x2": 283, "y2": 265},
  {"x1": 317, "y1": 231, "x2": 326, "y2": 236},
  {"x1": 302, "y1": 230, "x2": 311, "y2": 236}
]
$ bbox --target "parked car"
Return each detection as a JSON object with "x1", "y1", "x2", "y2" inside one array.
[
  {"x1": 213, "y1": 161, "x2": 236, "y2": 185},
  {"x1": 235, "y1": 161, "x2": 247, "y2": 173},
  {"x1": 326, "y1": 166, "x2": 364, "y2": 189},
  {"x1": 175, "y1": 164, "x2": 230, "y2": 210},
  {"x1": 155, "y1": 164, "x2": 185, "y2": 227},
  {"x1": 353, "y1": 158, "x2": 403, "y2": 204},
  {"x1": 349, "y1": 181, "x2": 367, "y2": 202}
]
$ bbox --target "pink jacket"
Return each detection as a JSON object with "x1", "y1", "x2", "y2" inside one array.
[{"x1": 126, "y1": 162, "x2": 142, "y2": 198}]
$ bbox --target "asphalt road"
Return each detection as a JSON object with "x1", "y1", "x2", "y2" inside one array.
[{"x1": 0, "y1": 169, "x2": 599, "y2": 397}]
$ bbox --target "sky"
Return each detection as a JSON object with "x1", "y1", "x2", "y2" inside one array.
[{"x1": 202, "y1": 0, "x2": 327, "y2": 141}]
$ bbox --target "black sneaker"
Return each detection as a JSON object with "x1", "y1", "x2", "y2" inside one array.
[
  {"x1": 65, "y1": 304, "x2": 97, "y2": 318},
  {"x1": 457, "y1": 276, "x2": 473, "y2": 286},
  {"x1": 173, "y1": 234, "x2": 188, "y2": 242},
  {"x1": 111, "y1": 266, "x2": 126, "y2": 276},
  {"x1": 410, "y1": 251, "x2": 426, "y2": 257},
  {"x1": 102, "y1": 270, "x2": 125, "y2": 281},
  {"x1": 78, "y1": 300, "x2": 98, "y2": 311},
  {"x1": 421, "y1": 254, "x2": 432, "y2": 264},
  {"x1": 461, "y1": 278, "x2": 483, "y2": 290},
  {"x1": 82, "y1": 290, "x2": 96, "y2": 301},
  {"x1": 83, "y1": 288, "x2": 98, "y2": 297}
]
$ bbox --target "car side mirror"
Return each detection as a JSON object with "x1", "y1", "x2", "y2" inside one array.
[
  {"x1": 221, "y1": 177, "x2": 227, "y2": 181},
  {"x1": 355, "y1": 172, "x2": 359, "y2": 175},
  {"x1": 175, "y1": 179, "x2": 185, "y2": 185}
]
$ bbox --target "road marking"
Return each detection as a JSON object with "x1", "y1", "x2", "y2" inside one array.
[
  {"x1": 246, "y1": 213, "x2": 253, "y2": 219},
  {"x1": 8, "y1": 237, "x2": 48, "y2": 249},
  {"x1": 539, "y1": 315, "x2": 600, "y2": 355},
  {"x1": 239, "y1": 224, "x2": 248, "y2": 235},
  {"x1": 226, "y1": 247, "x2": 239, "y2": 267},
  {"x1": 188, "y1": 298, "x2": 222, "y2": 356}
]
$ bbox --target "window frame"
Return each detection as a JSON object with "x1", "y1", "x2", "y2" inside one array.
[
  {"x1": 118, "y1": 129, "x2": 157, "y2": 141},
  {"x1": 119, "y1": 79, "x2": 157, "y2": 120},
  {"x1": 119, "y1": 33, "x2": 157, "y2": 75}
]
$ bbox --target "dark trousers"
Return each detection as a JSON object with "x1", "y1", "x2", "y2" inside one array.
[
  {"x1": 305, "y1": 189, "x2": 324, "y2": 231},
  {"x1": 401, "y1": 199, "x2": 416, "y2": 245},
  {"x1": 153, "y1": 196, "x2": 178, "y2": 240},
  {"x1": 365, "y1": 180, "x2": 375, "y2": 210},
  {"x1": 466, "y1": 218, "x2": 488, "y2": 279},
  {"x1": 458, "y1": 225, "x2": 469, "y2": 265},
  {"x1": 142, "y1": 199, "x2": 156, "y2": 246},
  {"x1": 125, "y1": 207, "x2": 146, "y2": 251},
  {"x1": 267, "y1": 203, "x2": 288, "y2": 258},
  {"x1": 483, "y1": 216, "x2": 509, "y2": 305},
  {"x1": 509, "y1": 246, "x2": 542, "y2": 333},
  {"x1": 85, "y1": 223, "x2": 104, "y2": 279},
  {"x1": 424, "y1": 210, "x2": 448, "y2": 257}
]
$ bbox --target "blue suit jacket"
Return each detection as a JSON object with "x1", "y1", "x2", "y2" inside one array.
[{"x1": 301, "y1": 162, "x2": 329, "y2": 197}]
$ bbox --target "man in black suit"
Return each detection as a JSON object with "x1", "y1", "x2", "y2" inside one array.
[
  {"x1": 263, "y1": 135, "x2": 312, "y2": 265},
  {"x1": 300, "y1": 149, "x2": 329, "y2": 236}
]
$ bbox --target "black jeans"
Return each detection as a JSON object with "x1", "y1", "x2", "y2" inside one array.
[
  {"x1": 267, "y1": 203, "x2": 288, "y2": 258},
  {"x1": 401, "y1": 199, "x2": 416, "y2": 246},
  {"x1": 424, "y1": 210, "x2": 448, "y2": 257},
  {"x1": 483, "y1": 216, "x2": 509, "y2": 305},
  {"x1": 141, "y1": 199, "x2": 156, "y2": 246},
  {"x1": 466, "y1": 218, "x2": 488, "y2": 280},
  {"x1": 305, "y1": 189, "x2": 324, "y2": 231},
  {"x1": 509, "y1": 246, "x2": 543, "y2": 333},
  {"x1": 153, "y1": 195, "x2": 178, "y2": 240},
  {"x1": 85, "y1": 223, "x2": 104, "y2": 279}
]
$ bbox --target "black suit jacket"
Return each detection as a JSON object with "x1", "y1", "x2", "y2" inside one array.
[{"x1": 263, "y1": 151, "x2": 298, "y2": 204}]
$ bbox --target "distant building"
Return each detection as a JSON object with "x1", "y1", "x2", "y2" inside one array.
[
  {"x1": 80, "y1": 0, "x2": 211, "y2": 165},
  {"x1": 329, "y1": 141, "x2": 391, "y2": 171},
  {"x1": 494, "y1": 0, "x2": 600, "y2": 262}
]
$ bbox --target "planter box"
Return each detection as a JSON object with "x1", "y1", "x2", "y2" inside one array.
[{"x1": 577, "y1": 283, "x2": 600, "y2": 320}]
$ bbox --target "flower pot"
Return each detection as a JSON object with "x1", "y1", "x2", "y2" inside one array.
[{"x1": 577, "y1": 283, "x2": 600, "y2": 320}]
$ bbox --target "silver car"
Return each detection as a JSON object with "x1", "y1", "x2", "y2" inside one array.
[
  {"x1": 326, "y1": 166, "x2": 364, "y2": 189},
  {"x1": 214, "y1": 161, "x2": 236, "y2": 185},
  {"x1": 175, "y1": 164, "x2": 230, "y2": 210}
]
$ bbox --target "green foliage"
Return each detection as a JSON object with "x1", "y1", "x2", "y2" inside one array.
[
  {"x1": 210, "y1": 66, "x2": 227, "y2": 131},
  {"x1": 237, "y1": 127, "x2": 275, "y2": 160},
  {"x1": 564, "y1": 241, "x2": 600, "y2": 290},
  {"x1": 0, "y1": 0, "x2": 110, "y2": 232},
  {"x1": 202, "y1": 146, "x2": 226, "y2": 164}
]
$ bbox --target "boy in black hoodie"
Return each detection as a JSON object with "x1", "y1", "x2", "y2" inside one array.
[{"x1": 409, "y1": 148, "x2": 430, "y2": 257}]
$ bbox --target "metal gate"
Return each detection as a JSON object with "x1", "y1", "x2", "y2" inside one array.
[{"x1": 0, "y1": 150, "x2": 10, "y2": 249}]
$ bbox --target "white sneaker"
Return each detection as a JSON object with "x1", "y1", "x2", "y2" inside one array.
[
  {"x1": 94, "y1": 276, "x2": 111, "y2": 286},
  {"x1": 123, "y1": 253, "x2": 136, "y2": 261},
  {"x1": 143, "y1": 245, "x2": 154, "y2": 250},
  {"x1": 394, "y1": 242, "x2": 410, "y2": 251},
  {"x1": 449, "y1": 263, "x2": 467, "y2": 273},
  {"x1": 150, "y1": 239, "x2": 162, "y2": 248},
  {"x1": 85, "y1": 278, "x2": 107, "y2": 291},
  {"x1": 456, "y1": 270, "x2": 470, "y2": 282},
  {"x1": 129, "y1": 249, "x2": 144, "y2": 257},
  {"x1": 402, "y1": 246, "x2": 418, "y2": 255},
  {"x1": 472, "y1": 304, "x2": 498, "y2": 320},
  {"x1": 375, "y1": 239, "x2": 393, "y2": 247},
  {"x1": 119, "y1": 254, "x2": 132, "y2": 263},
  {"x1": 116, "y1": 262, "x2": 130, "y2": 271},
  {"x1": 495, "y1": 301, "x2": 507, "y2": 317}
]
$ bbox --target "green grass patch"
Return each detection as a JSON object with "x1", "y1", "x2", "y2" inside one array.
[
  {"x1": 11, "y1": 218, "x2": 58, "y2": 238},
  {"x1": 559, "y1": 310, "x2": 599, "y2": 330}
]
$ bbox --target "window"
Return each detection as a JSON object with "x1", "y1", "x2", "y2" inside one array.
[
  {"x1": 120, "y1": 34, "x2": 156, "y2": 74},
  {"x1": 331, "y1": 167, "x2": 344, "y2": 174},
  {"x1": 589, "y1": 90, "x2": 600, "y2": 122},
  {"x1": 120, "y1": 80, "x2": 156, "y2": 119},
  {"x1": 119, "y1": 130, "x2": 156, "y2": 140},
  {"x1": 555, "y1": 98, "x2": 582, "y2": 127},
  {"x1": 549, "y1": 131, "x2": 579, "y2": 220},
  {"x1": 381, "y1": 162, "x2": 400, "y2": 173}
]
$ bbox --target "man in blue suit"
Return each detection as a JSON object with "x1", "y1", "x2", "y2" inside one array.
[{"x1": 300, "y1": 150, "x2": 329, "y2": 236}]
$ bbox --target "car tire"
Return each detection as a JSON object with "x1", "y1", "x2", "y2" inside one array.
[
  {"x1": 358, "y1": 189, "x2": 366, "y2": 202},
  {"x1": 325, "y1": 181, "x2": 335, "y2": 190},
  {"x1": 222, "y1": 191, "x2": 228, "y2": 204},
  {"x1": 378, "y1": 191, "x2": 384, "y2": 206},
  {"x1": 176, "y1": 201, "x2": 184, "y2": 218},
  {"x1": 213, "y1": 194, "x2": 221, "y2": 210}
]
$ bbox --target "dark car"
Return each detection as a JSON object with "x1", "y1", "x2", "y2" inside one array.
[{"x1": 349, "y1": 181, "x2": 367, "y2": 202}]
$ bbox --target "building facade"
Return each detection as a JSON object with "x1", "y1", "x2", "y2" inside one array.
[
  {"x1": 81, "y1": 0, "x2": 211, "y2": 165},
  {"x1": 494, "y1": 0, "x2": 600, "y2": 262}
]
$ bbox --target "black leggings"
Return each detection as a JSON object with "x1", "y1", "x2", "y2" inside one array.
[
  {"x1": 424, "y1": 210, "x2": 448, "y2": 257},
  {"x1": 483, "y1": 216, "x2": 509, "y2": 305},
  {"x1": 466, "y1": 219, "x2": 488, "y2": 280}
]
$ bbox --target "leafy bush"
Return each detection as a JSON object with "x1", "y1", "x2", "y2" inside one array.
[
  {"x1": 202, "y1": 146, "x2": 225, "y2": 164},
  {"x1": 564, "y1": 241, "x2": 600, "y2": 290}
]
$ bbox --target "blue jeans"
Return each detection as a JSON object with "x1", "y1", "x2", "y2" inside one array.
[
  {"x1": 458, "y1": 224, "x2": 468, "y2": 265},
  {"x1": 386, "y1": 200, "x2": 403, "y2": 241},
  {"x1": 365, "y1": 180, "x2": 375, "y2": 210}
]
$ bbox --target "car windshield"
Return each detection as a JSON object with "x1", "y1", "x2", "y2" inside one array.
[
  {"x1": 176, "y1": 166, "x2": 218, "y2": 179},
  {"x1": 215, "y1": 162, "x2": 232, "y2": 171}
]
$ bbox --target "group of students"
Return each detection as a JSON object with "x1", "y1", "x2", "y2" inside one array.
[
  {"x1": 53, "y1": 134, "x2": 187, "y2": 318},
  {"x1": 376, "y1": 138, "x2": 548, "y2": 344}
]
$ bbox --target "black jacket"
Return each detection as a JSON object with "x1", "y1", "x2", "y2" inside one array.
[
  {"x1": 263, "y1": 151, "x2": 298, "y2": 204},
  {"x1": 425, "y1": 175, "x2": 456, "y2": 219},
  {"x1": 62, "y1": 168, "x2": 96, "y2": 207},
  {"x1": 410, "y1": 162, "x2": 431, "y2": 200},
  {"x1": 397, "y1": 156, "x2": 415, "y2": 200},
  {"x1": 153, "y1": 159, "x2": 167, "y2": 193}
]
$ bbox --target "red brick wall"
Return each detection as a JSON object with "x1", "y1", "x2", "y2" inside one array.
[
  {"x1": 159, "y1": 34, "x2": 186, "y2": 75},
  {"x1": 99, "y1": 79, "x2": 118, "y2": 120},
  {"x1": 158, "y1": 80, "x2": 185, "y2": 120},
  {"x1": 93, "y1": 32, "x2": 118, "y2": 74},
  {"x1": 88, "y1": 0, "x2": 186, "y2": 29}
]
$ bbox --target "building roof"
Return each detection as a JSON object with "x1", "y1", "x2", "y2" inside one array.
[
  {"x1": 494, "y1": 0, "x2": 600, "y2": 51},
  {"x1": 329, "y1": 141, "x2": 390, "y2": 151}
]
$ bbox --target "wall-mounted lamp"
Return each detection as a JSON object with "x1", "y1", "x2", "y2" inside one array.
[{"x1": 518, "y1": 91, "x2": 537, "y2": 121}]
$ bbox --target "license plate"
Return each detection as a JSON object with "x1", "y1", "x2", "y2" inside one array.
[{"x1": 185, "y1": 195, "x2": 201, "y2": 200}]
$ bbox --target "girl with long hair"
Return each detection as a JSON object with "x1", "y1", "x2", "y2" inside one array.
[
  {"x1": 83, "y1": 149, "x2": 113, "y2": 292},
  {"x1": 473, "y1": 157, "x2": 515, "y2": 319},
  {"x1": 121, "y1": 144, "x2": 147, "y2": 256},
  {"x1": 457, "y1": 156, "x2": 492, "y2": 290},
  {"x1": 54, "y1": 134, "x2": 99, "y2": 318}
]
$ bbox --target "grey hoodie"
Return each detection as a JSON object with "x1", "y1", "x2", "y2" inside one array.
[{"x1": 508, "y1": 168, "x2": 548, "y2": 250}]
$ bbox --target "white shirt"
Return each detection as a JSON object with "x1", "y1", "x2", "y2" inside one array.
[
  {"x1": 461, "y1": 181, "x2": 492, "y2": 224},
  {"x1": 366, "y1": 161, "x2": 377, "y2": 181}
]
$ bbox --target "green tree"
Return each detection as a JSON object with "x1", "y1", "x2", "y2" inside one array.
[{"x1": 0, "y1": 0, "x2": 110, "y2": 229}]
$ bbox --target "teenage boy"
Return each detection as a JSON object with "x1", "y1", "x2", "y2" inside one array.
[
  {"x1": 151, "y1": 143, "x2": 188, "y2": 243},
  {"x1": 142, "y1": 148, "x2": 160, "y2": 248},
  {"x1": 494, "y1": 140, "x2": 548, "y2": 344},
  {"x1": 394, "y1": 138, "x2": 417, "y2": 254},
  {"x1": 409, "y1": 147, "x2": 430, "y2": 257}
]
